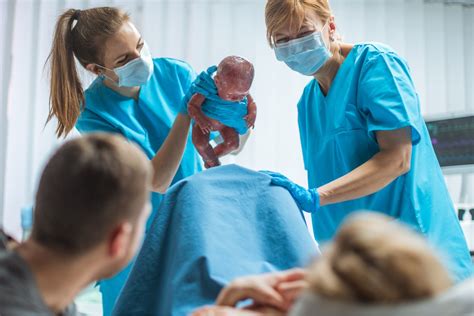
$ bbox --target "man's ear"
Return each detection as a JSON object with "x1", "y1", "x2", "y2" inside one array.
[{"x1": 108, "y1": 222, "x2": 133, "y2": 258}]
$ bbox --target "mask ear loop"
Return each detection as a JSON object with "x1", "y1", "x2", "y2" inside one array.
[
  {"x1": 95, "y1": 64, "x2": 119, "y2": 85},
  {"x1": 325, "y1": 21, "x2": 343, "y2": 57},
  {"x1": 321, "y1": 21, "x2": 337, "y2": 55}
]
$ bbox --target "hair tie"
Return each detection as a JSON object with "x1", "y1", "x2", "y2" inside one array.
[
  {"x1": 71, "y1": 9, "x2": 81, "y2": 30},
  {"x1": 72, "y1": 9, "x2": 81, "y2": 20}
]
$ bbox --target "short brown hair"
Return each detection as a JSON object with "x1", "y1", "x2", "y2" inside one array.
[
  {"x1": 32, "y1": 134, "x2": 151, "y2": 255},
  {"x1": 308, "y1": 212, "x2": 452, "y2": 303}
]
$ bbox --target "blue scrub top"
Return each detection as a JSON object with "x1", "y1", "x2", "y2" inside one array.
[
  {"x1": 77, "y1": 58, "x2": 202, "y2": 224},
  {"x1": 298, "y1": 43, "x2": 473, "y2": 281},
  {"x1": 76, "y1": 58, "x2": 202, "y2": 316}
]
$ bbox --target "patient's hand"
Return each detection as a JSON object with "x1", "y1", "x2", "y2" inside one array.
[
  {"x1": 192, "y1": 269, "x2": 307, "y2": 316},
  {"x1": 192, "y1": 306, "x2": 284, "y2": 316},
  {"x1": 216, "y1": 269, "x2": 308, "y2": 312}
]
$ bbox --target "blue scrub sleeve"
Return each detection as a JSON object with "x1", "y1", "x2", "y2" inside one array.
[
  {"x1": 357, "y1": 52, "x2": 421, "y2": 145},
  {"x1": 178, "y1": 63, "x2": 198, "y2": 114},
  {"x1": 297, "y1": 98, "x2": 309, "y2": 170},
  {"x1": 180, "y1": 62, "x2": 198, "y2": 90},
  {"x1": 76, "y1": 110, "x2": 119, "y2": 135}
]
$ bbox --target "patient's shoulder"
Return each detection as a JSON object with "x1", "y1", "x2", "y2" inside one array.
[{"x1": 442, "y1": 277, "x2": 474, "y2": 301}]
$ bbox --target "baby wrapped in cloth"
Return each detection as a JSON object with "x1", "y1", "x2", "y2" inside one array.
[
  {"x1": 187, "y1": 65, "x2": 249, "y2": 135},
  {"x1": 186, "y1": 57, "x2": 257, "y2": 168}
]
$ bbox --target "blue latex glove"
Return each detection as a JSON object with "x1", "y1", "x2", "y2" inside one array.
[{"x1": 260, "y1": 171, "x2": 320, "y2": 213}]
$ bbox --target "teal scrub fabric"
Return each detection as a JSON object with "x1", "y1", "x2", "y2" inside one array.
[
  {"x1": 76, "y1": 58, "x2": 203, "y2": 315},
  {"x1": 297, "y1": 43, "x2": 472, "y2": 281},
  {"x1": 113, "y1": 165, "x2": 318, "y2": 316}
]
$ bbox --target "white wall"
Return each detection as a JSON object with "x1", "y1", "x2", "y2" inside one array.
[
  {"x1": 0, "y1": 0, "x2": 15, "y2": 236},
  {"x1": 1, "y1": 0, "x2": 473, "y2": 239}
]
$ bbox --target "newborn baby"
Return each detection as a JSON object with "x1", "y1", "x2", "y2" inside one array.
[{"x1": 187, "y1": 56, "x2": 257, "y2": 168}]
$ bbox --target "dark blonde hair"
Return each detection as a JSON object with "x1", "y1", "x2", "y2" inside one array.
[
  {"x1": 46, "y1": 7, "x2": 130, "y2": 137},
  {"x1": 264, "y1": 0, "x2": 344, "y2": 78},
  {"x1": 308, "y1": 213, "x2": 452, "y2": 303},
  {"x1": 265, "y1": 0, "x2": 332, "y2": 47}
]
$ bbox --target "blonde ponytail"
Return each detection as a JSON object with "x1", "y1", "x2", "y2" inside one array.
[
  {"x1": 46, "y1": 9, "x2": 83, "y2": 137},
  {"x1": 46, "y1": 7, "x2": 129, "y2": 137}
]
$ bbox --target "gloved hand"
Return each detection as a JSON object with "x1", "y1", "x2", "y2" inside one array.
[{"x1": 260, "y1": 171, "x2": 320, "y2": 213}]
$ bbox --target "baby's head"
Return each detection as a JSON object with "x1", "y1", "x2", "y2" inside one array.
[
  {"x1": 308, "y1": 212, "x2": 452, "y2": 303},
  {"x1": 214, "y1": 56, "x2": 255, "y2": 102}
]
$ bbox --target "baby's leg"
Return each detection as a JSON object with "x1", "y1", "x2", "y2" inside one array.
[
  {"x1": 213, "y1": 126, "x2": 240, "y2": 158},
  {"x1": 192, "y1": 125, "x2": 220, "y2": 168}
]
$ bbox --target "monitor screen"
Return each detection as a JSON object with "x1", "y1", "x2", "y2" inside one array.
[{"x1": 426, "y1": 115, "x2": 474, "y2": 168}]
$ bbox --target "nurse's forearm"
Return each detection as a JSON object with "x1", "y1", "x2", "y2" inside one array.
[
  {"x1": 317, "y1": 149, "x2": 410, "y2": 207},
  {"x1": 150, "y1": 114, "x2": 191, "y2": 193}
]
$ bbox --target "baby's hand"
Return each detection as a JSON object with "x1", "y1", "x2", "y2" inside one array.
[
  {"x1": 245, "y1": 111, "x2": 257, "y2": 129},
  {"x1": 195, "y1": 115, "x2": 213, "y2": 134},
  {"x1": 196, "y1": 115, "x2": 223, "y2": 134},
  {"x1": 209, "y1": 118, "x2": 224, "y2": 130},
  {"x1": 192, "y1": 306, "x2": 275, "y2": 316}
]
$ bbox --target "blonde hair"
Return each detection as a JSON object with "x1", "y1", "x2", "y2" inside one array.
[
  {"x1": 46, "y1": 7, "x2": 130, "y2": 137},
  {"x1": 308, "y1": 213, "x2": 452, "y2": 303},
  {"x1": 265, "y1": 0, "x2": 332, "y2": 47},
  {"x1": 264, "y1": 0, "x2": 344, "y2": 79}
]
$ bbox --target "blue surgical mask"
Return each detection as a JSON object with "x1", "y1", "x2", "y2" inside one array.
[
  {"x1": 98, "y1": 42, "x2": 154, "y2": 87},
  {"x1": 274, "y1": 26, "x2": 332, "y2": 76}
]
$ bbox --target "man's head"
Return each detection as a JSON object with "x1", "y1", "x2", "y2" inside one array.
[
  {"x1": 215, "y1": 56, "x2": 255, "y2": 102},
  {"x1": 31, "y1": 134, "x2": 152, "y2": 278}
]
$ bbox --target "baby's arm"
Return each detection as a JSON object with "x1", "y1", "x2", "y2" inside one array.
[
  {"x1": 245, "y1": 94, "x2": 257, "y2": 128},
  {"x1": 188, "y1": 93, "x2": 213, "y2": 133}
]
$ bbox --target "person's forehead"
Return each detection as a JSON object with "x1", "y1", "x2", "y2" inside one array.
[
  {"x1": 274, "y1": 10, "x2": 325, "y2": 36},
  {"x1": 232, "y1": 84, "x2": 250, "y2": 94},
  {"x1": 103, "y1": 22, "x2": 141, "y2": 61},
  {"x1": 226, "y1": 80, "x2": 251, "y2": 94},
  {"x1": 219, "y1": 67, "x2": 247, "y2": 80},
  {"x1": 220, "y1": 72, "x2": 250, "y2": 86},
  {"x1": 304, "y1": 10, "x2": 326, "y2": 28}
]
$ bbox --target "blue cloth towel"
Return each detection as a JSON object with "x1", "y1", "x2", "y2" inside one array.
[
  {"x1": 112, "y1": 164, "x2": 319, "y2": 316},
  {"x1": 184, "y1": 66, "x2": 249, "y2": 135}
]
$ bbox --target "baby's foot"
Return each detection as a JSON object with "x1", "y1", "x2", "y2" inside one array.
[{"x1": 204, "y1": 159, "x2": 221, "y2": 169}]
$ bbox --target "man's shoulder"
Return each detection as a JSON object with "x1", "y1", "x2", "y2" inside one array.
[{"x1": 0, "y1": 247, "x2": 52, "y2": 316}]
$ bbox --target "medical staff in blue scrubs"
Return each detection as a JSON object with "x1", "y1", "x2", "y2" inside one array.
[
  {"x1": 263, "y1": 0, "x2": 473, "y2": 281},
  {"x1": 47, "y1": 7, "x2": 201, "y2": 315}
]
